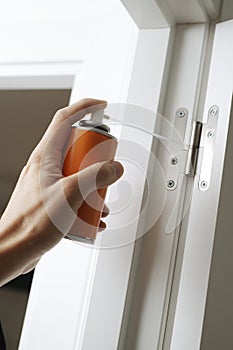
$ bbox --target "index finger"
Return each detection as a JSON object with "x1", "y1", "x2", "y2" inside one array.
[
  {"x1": 33, "y1": 98, "x2": 107, "y2": 160},
  {"x1": 52, "y1": 98, "x2": 107, "y2": 127}
]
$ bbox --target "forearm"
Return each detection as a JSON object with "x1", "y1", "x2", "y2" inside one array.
[
  {"x1": 0, "y1": 217, "x2": 34, "y2": 286},
  {"x1": 0, "y1": 202, "x2": 62, "y2": 286}
]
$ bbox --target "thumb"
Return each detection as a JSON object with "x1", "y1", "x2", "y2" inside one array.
[{"x1": 68, "y1": 160, "x2": 124, "y2": 202}]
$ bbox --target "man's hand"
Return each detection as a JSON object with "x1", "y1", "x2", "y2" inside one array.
[{"x1": 0, "y1": 98, "x2": 123, "y2": 286}]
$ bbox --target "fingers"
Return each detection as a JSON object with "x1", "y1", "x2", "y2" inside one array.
[
  {"x1": 52, "y1": 98, "x2": 107, "y2": 127},
  {"x1": 99, "y1": 204, "x2": 110, "y2": 232},
  {"x1": 98, "y1": 220, "x2": 107, "y2": 232},
  {"x1": 63, "y1": 160, "x2": 123, "y2": 215},
  {"x1": 31, "y1": 98, "x2": 107, "y2": 162},
  {"x1": 101, "y1": 203, "x2": 109, "y2": 218},
  {"x1": 67, "y1": 160, "x2": 124, "y2": 202}
]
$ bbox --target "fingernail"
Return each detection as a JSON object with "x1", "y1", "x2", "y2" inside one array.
[
  {"x1": 110, "y1": 160, "x2": 124, "y2": 178},
  {"x1": 96, "y1": 160, "x2": 124, "y2": 188}
]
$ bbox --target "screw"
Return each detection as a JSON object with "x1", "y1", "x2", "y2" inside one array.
[
  {"x1": 209, "y1": 105, "x2": 218, "y2": 117},
  {"x1": 207, "y1": 131, "x2": 215, "y2": 138},
  {"x1": 167, "y1": 180, "x2": 175, "y2": 189},
  {"x1": 200, "y1": 181, "x2": 208, "y2": 188},
  {"x1": 177, "y1": 108, "x2": 187, "y2": 118},
  {"x1": 171, "y1": 157, "x2": 178, "y2": 165}
]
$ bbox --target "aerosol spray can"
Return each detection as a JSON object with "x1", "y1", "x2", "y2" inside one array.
[{"x1": 63, "y1": 110, "x2": 117, "y2": 243}]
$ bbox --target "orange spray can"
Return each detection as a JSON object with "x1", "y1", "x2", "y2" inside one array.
[{"x1": 62, "y1": 111, "x2": 117, "y2": 243}]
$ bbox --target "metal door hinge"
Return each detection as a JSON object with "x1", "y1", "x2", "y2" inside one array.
[
  {"x1": 166, "y1": 105, "x2": 218, "y2": 191},
  {"x1": 185, "y1": 121, "x2": 203, "y2": 176},
  {"x1": 198, "y1": 105, "x2": 219, "y2": 191}
]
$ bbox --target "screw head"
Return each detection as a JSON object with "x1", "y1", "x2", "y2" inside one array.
[
  {"x1": 200, "y1": 181, "x2": 208, "y2": 188},
  {"x1": 167, "y1": 180, "x2": 175, "y2": 189},
  {"x1": 207, "y1": 131, "x2": 215, "y2": 138},
  {"x1": 209, "y1": 106, "x2": 218, "y2": 117},
  {"x1": 171, "y1": 157, "x2": 178, "y2": 165},
  {"x1": 177, "y1": 109, "x2": 186, "y2": 118}
]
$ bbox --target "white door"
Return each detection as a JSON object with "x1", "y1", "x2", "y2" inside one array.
[
  {"x1": 16, "y1": 2, "x2": 233, "y2": 350},
  {"x1": 163, "y1": 19, "x2": 233, "y2": 350}
]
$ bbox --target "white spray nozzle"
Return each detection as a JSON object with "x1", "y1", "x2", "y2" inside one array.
[
  {"x1": 91, "y1": 109, "x2": 104, "y2": 123},
  {"x1": 91, "y1": 109, "x2": 109, "y2": 123}
]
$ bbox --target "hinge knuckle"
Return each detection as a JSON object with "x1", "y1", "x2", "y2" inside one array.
[{"x1": 185, "y1": 122, "x2": 203, "y2": 176}]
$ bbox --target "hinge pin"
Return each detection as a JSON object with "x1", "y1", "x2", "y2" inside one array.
[{"x1": 185, "y1": 121, "x2": 203, "y2": 176}]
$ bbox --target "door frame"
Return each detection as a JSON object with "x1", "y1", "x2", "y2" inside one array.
[{"x1": 0, "y1": 1, "x2": 230, "y2": 350}]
